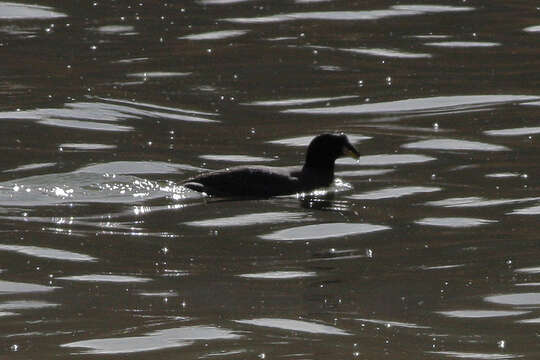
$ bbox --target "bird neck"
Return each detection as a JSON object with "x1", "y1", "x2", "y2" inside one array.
[
  {"x1": 304, "y1": 152, "x2": 335, "y2": 170},
  {"x1": 302, "y1": 158, "x2": 335, "y2": 185}
]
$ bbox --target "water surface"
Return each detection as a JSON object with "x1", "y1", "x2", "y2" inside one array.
[{"x1": 1, "y1": 0, "x2": 539, "y2": 358}]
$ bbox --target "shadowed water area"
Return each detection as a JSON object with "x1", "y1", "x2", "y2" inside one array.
[{"x1": 0, "y1": 0, "x2": 539, "y2": 358}]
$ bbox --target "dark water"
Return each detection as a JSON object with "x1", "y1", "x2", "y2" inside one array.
[{"x1": 1, "y1": 0, "x2": 540, "y2": 358}]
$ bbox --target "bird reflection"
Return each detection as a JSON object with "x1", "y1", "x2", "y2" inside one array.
[{"x1": 298, "y1": 192, "x2": 351, "y2": 212}]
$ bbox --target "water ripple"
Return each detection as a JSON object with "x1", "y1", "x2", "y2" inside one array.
[
  {"x1": 235, "y1": 318, "x2": 350, "y2": 335},
  {"x1": 259, "y1": 222, "x2": 389, "y2": 241},
  {"x1": 244, "y1": 95, "x2": 358, "y2": 107},
  {"x1": 60, "y1": 143, "x2": 116, "y2": 151},
  {"x1": 237, "y1": 271, "x2": 317, "y2": 279},
  {"x1": 509, "y1": 205, "x2": 540, "y2": 215},
  {"x1": 340, "y1": 47, "x2": 432, "y2": 59},
  {"x1": 356, "y1": 318, "x2": 430, "y2": 329},
  {"x1": 350, "y1": 186, "x2": 440, "y2": 200},
  {"x1": 402, "y1": 138, "x2": 509, "y2": 151},
  {"x1": 425, "y1": 41, "x2": 500, "y2": 47},
  {"x1": 77, "y1": 161, "x2": 201, "y2": 174},
  {"x1": 198, "y1": 0, "x2": 251, "y2": 4},
  {"x1": 0, "y1": 244, "x2": 96, "y2": 262},
  {"x1": 0, "y1": 171, "x2": 191, "y2": 206},
  {"x1": 3, "y1": 162, "x2": 56, "y2": 173},
  {"x1": 485, "y1": 293, "x2": 540, "y2": 306},
  {"x1": 485, "y1": 172, "x2": 520, "y2": 178},
  {"x1": 309, "y1": 44, "x2": 431, "y2": 59},
  {"x1": 56, "y1": 274, "x2": 152, "y2": 283},
  {"x1": 345, "y1": 154, "x2": 435, "y2": 166},
  {"x1": 437, "y1": 310, "x2": 529, "y2": 318},
  {"x1": 427, "y1": 351, "x2": 523, "y2": 359},
  {"x1": 199, "y1": 154, "x2": 275, "y2": 162},
  {"x1": 184, "y1": 211, "x2": 311, "y2": 227},
  {"x1": 336, "y1": 169, "x2": 394, "y2": 177},
  {"x1": 282, "y1": 95, "x2": 539, "y2": 115},
  {"x1": 514, "y1": 266, "x2": 540, "y2": 274},
  {"x1": 415, "y1": 217, "x2": 496, "y2": 228},
  {"x1": 269, "y1": 134, "x2": 370, "y2": 146},
  {"x1": 127, "y1": 72, "x2": 191, "y2": 78},
  {"x1": 62, "y1": 325, "x2": 241, "y2": 354},
  {"x1": 94, "y1": 25, "x2": 137, "y2": 35},
  {"x1": 38, "y1": 118, "x2": 133, "y2": 132},
  {"x1": 224, "y1": 5, "x2": 473, "y2": 23},
  {"x1": 0, "y1": 300, "x2": 60, "y2": 311},
  {"x1": 0, "y1": 2, "x2": 66, "y2": 19},
  {"x1": 0, "y1": 280, "x2": 59, "y2": 294},
  {"x1": 0, "y1": 99, "x2": 218, "y2": 131},
  {"x1": 484, "y1": 127, "x2": 540, "y2": 136},
  {"x1": 425, "y1": 196, "x2": 540, "y2": 208},
  {"x1": 524, "y1": 25, "x2": 540, "y2": 32},
  {"x1": 179, "y1": 29, "x2": 249, "y2": 40}
]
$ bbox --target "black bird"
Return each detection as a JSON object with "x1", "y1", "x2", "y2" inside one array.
[{"x1": 182, "y1": 133, "x2": 360, "y2": 198}]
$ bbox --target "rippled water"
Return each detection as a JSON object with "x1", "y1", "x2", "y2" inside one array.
[{"x1": 1, "y1": 1, "x2": 539, "y2": 358}]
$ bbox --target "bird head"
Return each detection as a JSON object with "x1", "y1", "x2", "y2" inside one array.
[{"x1": 305, "y1": 133, "x2": 360, "y2": 168}]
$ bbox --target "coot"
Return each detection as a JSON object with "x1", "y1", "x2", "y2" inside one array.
[{"x1": 182, "y1": 133, "x2": 359, "y2": 197}]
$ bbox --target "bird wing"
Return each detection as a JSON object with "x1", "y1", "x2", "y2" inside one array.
[{"x1": 183, "y1": 165, "x2": 303, "y2": 197}]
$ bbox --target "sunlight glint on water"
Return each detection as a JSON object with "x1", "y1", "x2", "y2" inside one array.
[{"x1": 0, "y1": 0, "x2": 539, "y2": 358}]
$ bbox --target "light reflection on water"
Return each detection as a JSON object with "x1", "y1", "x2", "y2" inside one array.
[
  {"x1": 514, "y1": 266, "x2": 540, "y2": 274},
  {"x1": 355, "y1": 318, "x2": 430, "y2": 329},
  {"x1": 0, "y1": 173, "x2": 182, "y2": 206},
  {"x1": 127, "y1": 72, "x2": 192, "y2": 79},
  {"x1": 333, "y1": 46, "x2": 432, "y2": 59},
  {"x1": 62, "y1": 326, "x2": 242, "y2": 355},
  {"x1": 509, "y1": 205, "x2": 540, "y2": 215},
  {"x1": 199, "y1": 154, "x2": 275, "y2": 162},
  {"x1": 0, "y1": 3, "x2": 66, "y2": 19},
  {"x1": 402, "y1": 138, "x2": 509, "y2": 152},
  {"x1": 0, "y1": 0, "x2": 539, "y2": 358},
  {"x1": 0, "y1": 99, "x2": 219, "y2": 130},
  {"x1": 437, "y1": 310, "x2": 529, "y2": 318},
  {"x1": 415, "y1": 217, "x2": 496, "y2": 228},
  {"x1": 3, "y1": 162, "x2": 57, "y2": 173},
  {"x1": 350, "y1": 186, "x2": 440, "y2": 200},
  {"x1": 234, "y1": 318, "x2": 350, "y2": 336},
  {"x1": 484, "y1": 293, "x2": 540, "y2": 306},
  {"x1": 0, "y1": 244, "x2": 96, "y2": 262},
  {"x1": 38, "y1": 118, "x2": 134, "y2": 132},
  {"x1": 223, "y1": 5, "x2": 473, "y2": 23},
  {"x1": 281, "y1": 95, "x2": 539, "y2": 115},
  {"x1": 94, "y1": 25, "x2": 136, "y2": 35},
  {"x1": 424, "y1": 196, "x2": 540, "y2": 208},
  {"x1": 345, "y1": 154, "x2": 436, "y2": 166},
  {"x1": 179, "y1": 29, "x2": 249, "y2": 41},
  {"x1": 59, "y1": 143, "x2": 117, "y2": 151},
  {"x1": 268, "y1": 133, "x2": 370, "y2": 146},
  {"x1": 0, "y1": 161, "x2": 204, "y2": 207},
  {"x1": 425, "y1": 41, "x2": 501, "y2": 47},
  {"x1": 55, "y1": 274, "x2": 152, "y2": 283},
  {"x1": 184, "y1": 211, "x2": 312, "y2": 227},
  {"x1": 0, "y1": 280, "x2": 58, "y2": 294},
  {"x1": 237, "y1": 271, "x2": 317, "y2": 279},
  {"x1": 0, "y1": 300, "x2": 60, "y2": 311},
  {"x1": 259, "y1": 223, "x2": 389, "y2": 241},
  {"x1": 427, "y1": 351, "x2": 523, "y2": 359},
  {"x1": 244, "y1": 95, "x2": 358, "y2": 107},
  {"x1": 484, "y1": 126, "x2": 540, "y2": 136},
  {"x1": 524, "y1": 25, "x2": 540, "y2": 32}
]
